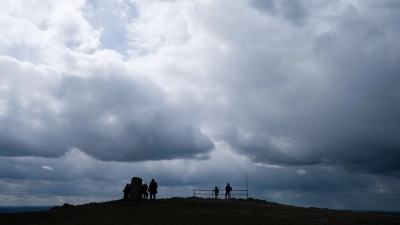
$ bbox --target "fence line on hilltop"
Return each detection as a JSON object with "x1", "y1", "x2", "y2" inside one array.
[{"x1": 192, "y1": 189, "x2": 249, "y2": 199}]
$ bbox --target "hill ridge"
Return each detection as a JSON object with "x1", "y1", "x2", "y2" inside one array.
[{"x1": 1, "y1": 197, "x2": 399, "y2": 225}]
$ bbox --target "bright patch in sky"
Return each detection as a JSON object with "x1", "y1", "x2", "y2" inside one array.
[
  {"x1": 42, "y1": 166, "x2": 54, "y2": 171},
  {"x1": 296, "y1": 170, "x2": 307, "y2": 175}
]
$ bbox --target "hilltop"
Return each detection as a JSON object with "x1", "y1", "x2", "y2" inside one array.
[{"x1": 1, "y1": 197, "x2": 399, "y2": 225}]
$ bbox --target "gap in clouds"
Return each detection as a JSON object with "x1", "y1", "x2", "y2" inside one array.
[{"x1": 84, "y1": 0, "x2": 137, "y2": 54}]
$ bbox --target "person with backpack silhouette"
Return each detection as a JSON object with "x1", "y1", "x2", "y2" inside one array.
[
  {"x1": 123, "y1": 183, "x2": 130, "y2": 200},
  {"x1": 225, "y1": 183, "x2": 232, "y2": 199},
  {"x1": 214, "y1": 186, "x2": 219, "y2": 199},
  {"x1": 149, "y1": 179, "x2": 158, "y2": 200}
]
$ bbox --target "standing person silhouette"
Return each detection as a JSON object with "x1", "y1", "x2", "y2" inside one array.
[
  {"x1": 141, "y1": 183, "x2": 149, "y2": 199},
  {"x1": 225, "y1": 183, "x2": 232, "y2": 199},
  {"x1": 149, "y1": 179, "x2": 158, "y2": 200},
  {"x1": 123, "y1": 183, "x2": 130, "y2": 200},
  {"x1": 214, "y1": 186, "x2": 219, "y2": 199}
]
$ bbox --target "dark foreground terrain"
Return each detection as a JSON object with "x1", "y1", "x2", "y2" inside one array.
[{"x1": 1, "y1": 197, "x2": 399, "y2": 225}]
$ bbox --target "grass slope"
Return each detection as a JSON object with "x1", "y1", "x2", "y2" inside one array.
[{"x1": 1, "y1": 197, "x2": 399, "y2": 225}]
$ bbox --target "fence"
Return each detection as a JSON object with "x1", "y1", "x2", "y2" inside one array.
[{"x1": 193, "y1": 189, "x2": 249, "y2": 199}]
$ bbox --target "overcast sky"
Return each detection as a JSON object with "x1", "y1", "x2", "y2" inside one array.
[{"x1": 1, "y1": 0, "x2": 400, "y2": 210}]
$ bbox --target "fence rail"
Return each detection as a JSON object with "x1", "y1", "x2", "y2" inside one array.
[{"x1": 193, "y1": 189, "x2": 249, "y2": 199}]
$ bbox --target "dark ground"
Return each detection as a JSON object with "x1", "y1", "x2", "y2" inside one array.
[{"x1": 1, "y1": 197, "x2": 399, "y2": 225}]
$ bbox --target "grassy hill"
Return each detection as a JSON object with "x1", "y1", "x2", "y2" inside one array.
[{"x1": 1, "y1": 197, "x2": 399, "y2": 225}]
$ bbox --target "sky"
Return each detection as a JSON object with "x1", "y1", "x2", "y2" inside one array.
[{"x1": 0, "y1": 0, "x2": 400, "y2": 210}]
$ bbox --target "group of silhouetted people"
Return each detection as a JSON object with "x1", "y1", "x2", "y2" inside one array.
[
  {"x1": 214, "y1": 183, "x2": 232, "y2": 199},
  {"x1": 141, "y1": 179, "x2": 158, "y2": 200},
  {"x1": 124, "y1": 179, "x2": 234, "y2": 201},
  {"x1": 123, "y1": 178, "x2": 158, "y2": 201}
]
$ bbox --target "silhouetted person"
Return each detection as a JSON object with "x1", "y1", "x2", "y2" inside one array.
[
  {"x1": 225, "y1": 183, "x2": 232, "y2": 199},
  {"x1": 142, "y1": 183, "x2": 149, "y2": 199},
  {"x1": 149, "y1": 179, "x2": 158, "y2": 200},
  {"x1": 214, "y1": 186, "x2": 219, "y2": 199},
  {"x1": 123, "y1": 183, "x2": 130, "y2": 200}
]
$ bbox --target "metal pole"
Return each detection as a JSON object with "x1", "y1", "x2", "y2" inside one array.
[{"x1": 246, "y1": 174, "x2": 248, "y2": 199}]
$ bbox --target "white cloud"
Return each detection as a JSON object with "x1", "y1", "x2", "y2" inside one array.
[
  {"x1": 376, "y1": 189, "x2": 390, "y2": 194},
  {"x1": 296, "y1": 170, "x2": 307, "y2": 175},
  {"x1": 42, "y1": 166, "x2": 54, "y2": 171}
]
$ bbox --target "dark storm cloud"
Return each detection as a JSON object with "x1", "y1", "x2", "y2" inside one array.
[
  {"x1": 209, "y1": 1, "x2": 400, "y2": 178},
  {"x1": 307, "y1": 2, "x2": 400, "y2": 177},
  {"x1": 0, "y1": 57, "x2": 214, "y2": 161},
  {"x1": 56, "y1": 75, "x2": 214, "y2": 161}
]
